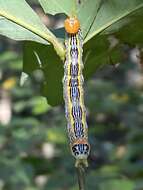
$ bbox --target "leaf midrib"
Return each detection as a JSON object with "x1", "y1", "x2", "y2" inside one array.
[
  {"x1": 0, "y1": 10, "x2": 52, "y2": 43},
  {"x1": 0, "y1": 10, "x2": 65, "y2": 60},
  {"x1": 84, "y1": 3, "x2": 143, "y2": 43}
]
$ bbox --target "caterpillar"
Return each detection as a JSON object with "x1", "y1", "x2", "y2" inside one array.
[{"x1": 63, "y1": 17, "x2": 90, "y2": 167}]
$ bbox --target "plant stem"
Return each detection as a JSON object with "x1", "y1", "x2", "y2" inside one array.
[{"x1": 76, "y1": 164, "x2": 86, "y2": 190}]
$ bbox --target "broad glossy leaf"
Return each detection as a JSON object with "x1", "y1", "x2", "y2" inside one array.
[
  {"x1": 115, "y1": 8, "x2": 143, "y2": 45},
  {"x1": 38, "y1": 0, "x2": 74, "y2": 16},
  {"x1": 78, "y1": 0, "x2": 102, "y2": 38},
  {"x1": 83, "y1": 36, "x2": 109, "y2": 79},
  {"x1": 0, "y1": 16, "x2": 48, "y2": 44},
  {"x1": 101, "y1": 7, "x2": 143, "y2": 46},
  {"x1": 39, "y1": 0, "x2": 102, "y2": 38},
  {"x1": 39, "y1": 0, "x2": 143, "y2": 43},
  {"x1": 84, "y1": 0, "x2": 143, "y2": 43},
  {"x1": 0, "y1": 0, "x2": 49, "y2": 44},
  {"x1": 83, "y1": 35, "x2": 122, "y2": 79},
  {"x1": 23, "y1": 42, "x2": 63, "y2": 106}
]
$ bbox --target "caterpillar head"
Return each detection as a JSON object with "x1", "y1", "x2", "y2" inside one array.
[
  {"x1": 71, "y1": 139, "x2": 90, "y2": 160},
  {"x1": 64, "y1": 17, "x2": 80, "y2": 34}
]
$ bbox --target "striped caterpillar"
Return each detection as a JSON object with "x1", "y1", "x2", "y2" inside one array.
[{"x1": 63, "y1": 17, "x2": 90, "y2": 167}]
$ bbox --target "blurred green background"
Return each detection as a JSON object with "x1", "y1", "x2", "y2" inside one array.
[{"x1": 0, "y1": 2, "x2": 143, "y2": 190}]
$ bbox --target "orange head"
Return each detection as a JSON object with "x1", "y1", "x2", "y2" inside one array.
[{"x1": 64, "y1": 17, "x2": 80, "y2": 34}]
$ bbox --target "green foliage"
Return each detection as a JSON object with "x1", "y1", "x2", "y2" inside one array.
[
  {"x1": 23, "y1": 41, "x2": 63, "y2": 106},
  {"x1": 1, "y1": 1, "x2": 143, "y2": 189},
  {"x1": 85, "y1": 1, "x2": 143, "y2": 42},
  {"x1": 0, "y1": 0, "x2": 49, "y2": 44},
  {"x1": 39, "y1": 0, "x2": 102, "y2": 38},
  {"x1": 0, "y1": 0, "x2": 143, "y2": 105}
]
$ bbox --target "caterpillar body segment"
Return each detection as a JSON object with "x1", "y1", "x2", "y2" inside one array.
[{"x1": 63, "y1": 17, "x2": 90, "y2": 167}]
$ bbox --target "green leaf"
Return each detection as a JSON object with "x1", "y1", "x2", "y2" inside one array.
[
  {"x1": 101, "y1": 7, "x2": 143, "y2": 46},
  {"x1": 0, "y1": 16, "x2": 47, "y2": 44},
  {"x1": 83, "y1": 35, "x2": 122, "y2": 79},
  {"x1": 23, "y1": 42, "x2": 63, "y2": 106},
  {"x1": 21, "y1": 1, "x2": 143, "y2": 105},
  {"x1": 39, "y1": 0, "x2": 143, "y2": 43},
  {"x1": 78, "y1": 0, "x2": 102, "y2": 38},
  {"x1": 115, "y1": 8, "x2": 143, "y2": 45},
  {"x1": 83, "y1": 36, "x2": 109, "y2": 79},
  {"x1": 39, "y1": 0, "x2": 102, "y2": 38},
  {"x1": 84, "y1": 0, "x2": 143, "y2": 43},
  {"x1": 38, "y1": 0, "x2": 74, "y2": 16},
  {"x1": 0, "y1": 0, "x2": 50, "y2": 44},
  {"x1": 0, "y1": 0, "x2": 65, "y2": 59}
]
